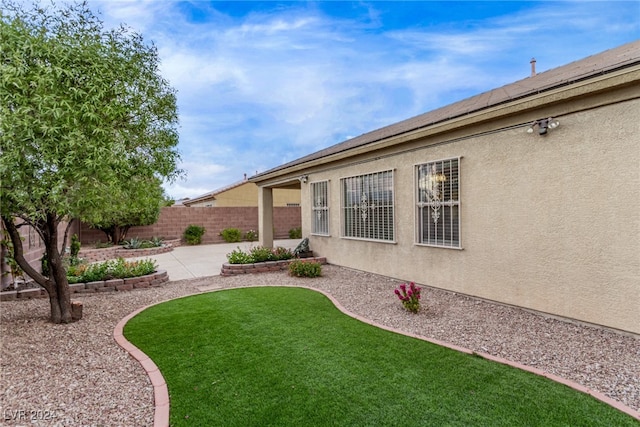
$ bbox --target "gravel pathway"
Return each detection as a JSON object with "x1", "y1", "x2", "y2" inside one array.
[{"x1": 1, "y1": 265, "x2": 638, "y2": 426}]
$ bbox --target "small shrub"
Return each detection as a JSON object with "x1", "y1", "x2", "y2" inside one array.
[
  {"x1": 81, "y1": 261, "x2": 110, "y2": 282},
  {"x1": 288, "y1": 260, "x2": 322, "y2": 278},
  {"x1": 220, "y1": 228, "x2": 242, "y2": 243},
  {"x1": 272, "y1": 246, "x2": 293, "y2": 261},
  {"x1": 184, "y1": 225, "x2": 206, "y2": 245},
  {"x1": 123, "y1": 237, "x2": 143, "y2": 249},
  {"x1": 67, "y1": 258, "x2": 157, "y2": 282},
  {"x1": 394, "y1": 282, "x2": 422, "y2": 313},
  {"x1": 289, "y1": 227, "x2": 302, "y2": 239},
  {"x1": 66, "y1": 263, "x2": 87, "y2": 278},
  {"x1": 226, "y1": 247, "x2": 254, "y2": 264},
  {"x1": 249, "y1": 246, "x2": 275, "y2": 263},
  {"x1": 70, "y1": 234, "x2": 81, "y2": 260},
  {"x1": 244, "y1": 229, "x2": 258, "y2": 242},
  {"x1": 150, "y1": 236, "x2": 164, "y2": 247}
]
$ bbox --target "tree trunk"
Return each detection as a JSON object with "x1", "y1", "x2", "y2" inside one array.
[
  {"x1": 43, "y1": 213, "x2": 72, "y2": 323},
  {"x1": 1, "y1": 215, "x2": 72, "y2": 323}
]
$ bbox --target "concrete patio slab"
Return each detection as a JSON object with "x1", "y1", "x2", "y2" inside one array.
[{"x1": 131, "y1": 239, "x2": 301, "y2": 281}]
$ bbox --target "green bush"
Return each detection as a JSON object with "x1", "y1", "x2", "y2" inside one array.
[
  {"x1": 220, "y1": 227, "x2": 242, "y2": 243},
  {"x1": 226, "y1": 247, "x2": 254, "y2": 264},
  {"x1": 249, "y1": 246, "x2": 275, "y2": 262},
  {"x1": 273, "y1": 246, "x2": 293, "y2": 261},
  {"x1": 70, "y1": 234, "x2": 81, "y2": 258},
  {"x1": 244, "y1": 229, "x2": 258, "y2": 242},
  {"x1": 184, "y1": 225, "x2": 206, "y2": 245},
  {"x1": 67, "y1": 258, "x2": 157, "y2": 282},
  {"x1": 288, "y1": 260, "x2": 322, "y2": 278},
  {"x1": 289, "y1": 227, "x2": 302, "y2": 239}
]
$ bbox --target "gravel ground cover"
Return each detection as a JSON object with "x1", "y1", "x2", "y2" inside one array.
[{"x1": 1, "y1": 265, "x2": 638, "y2": 426}]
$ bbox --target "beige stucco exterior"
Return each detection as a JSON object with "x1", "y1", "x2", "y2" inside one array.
[
  {"x1": 254, "y1": 59, "x2": 640, "y2": 334},
  {"x1": 185, "y1": 181, "x2": 300, "y2": 207}
]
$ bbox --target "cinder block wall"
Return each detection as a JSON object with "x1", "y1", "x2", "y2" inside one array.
[
  {"x1": 79, "y1": 206, "x2": 301, "y2": 245},
  {"x1": 1, "y1": 219, "x2": 77, "y2": 287}
]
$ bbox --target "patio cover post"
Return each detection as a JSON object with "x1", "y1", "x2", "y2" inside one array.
[{"x1": 258, "y1": 186, "x2": 274, "y2": 248}]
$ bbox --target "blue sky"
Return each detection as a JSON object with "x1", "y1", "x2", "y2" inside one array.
[{"x1": 87, "y1": 1, "x2": 640, "y2": 200}]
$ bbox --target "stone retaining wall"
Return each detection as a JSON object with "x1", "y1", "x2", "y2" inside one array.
[
  {"x1": 0, "y1": 270, "x2": 169, "y2": 302},
  {"x1": 221, "y1": 257, "x2": 327, "y2": 276},
  {"x1": 78, "y1": 239, "x2": 180, "y2": 263}
]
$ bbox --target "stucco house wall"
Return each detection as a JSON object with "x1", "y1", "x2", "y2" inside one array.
[
  {"x1": 251, "y1": 42, "x2": 640, "y2": 334},
  {"x1": 300, "y1": 95, "x2": 639, "y2": 334}
]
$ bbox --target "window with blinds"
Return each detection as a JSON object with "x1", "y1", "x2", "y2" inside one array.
[
  {"x1": 311, "y1": 181, "x2": 329, "y2": 235},
  {"x1": 341, "y1": 170, "x2": 394, "y2": 241},
  {"x1": 416, "y1": 158, "x2": 460, "y2": 248}
]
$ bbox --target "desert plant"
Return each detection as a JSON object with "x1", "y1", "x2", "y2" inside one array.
[
  {"x1": 288, "y1": 260, "x2": 322, "y2": 278},
  {"x1": 272, "y1": 246, "x2": 293, "y2": 261},
  {"x1": 394, "y1": 282, "x2": 422, "y2": 313},
  {"x1": 70, "y1": 234, "x2": 81, "y2": 258},
  {"x1": 289, "y1": 227, "x2": 302, "y2": 239},
  {"x1": 220, "y1": 227, "x2": 242, "y2": 243},
  {"x1": 249, "y1": 246, "x2": 276, "y2": 262},
  {"x1": 226, "y1": 247, "x2": 254, "y2": 264},
  {"x1": 244, "y1": 229, "x2": 258, "y2": 242},
  {"x1": 123, "y1": 237, "x2": 143, "y2": 249},
  {"x1": 68, "y1": 258, "x2": 157, "y2": 282},
  {"x1": 150, "y1": 236, "x2": 164, "y2": 247},
  {"x1": 184, "y1": 225, "x2": 206, "y2": 245}
]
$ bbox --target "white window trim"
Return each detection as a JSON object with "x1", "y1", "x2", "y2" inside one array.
[
  {"x1": 340, "y1": 169, "x2": 396, "y2": 243},
  {"x1": 310, "y1": 180, "x2": 330, "y2": 236},
  {"x1": 414, "y1": 157, "x2": 462, "y2": 249}
]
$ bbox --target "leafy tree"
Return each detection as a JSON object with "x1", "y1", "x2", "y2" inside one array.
[
  {"x1": 0, "y1": 1, "x2": 181, "y2": 323},
  {"x1": 86, "y1": 176, "x2": 165, "y2": 244}
]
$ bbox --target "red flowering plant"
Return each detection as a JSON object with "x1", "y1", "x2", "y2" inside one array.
[{"x1": 394, "y1": 282, "x2": 422, "y2": 313}]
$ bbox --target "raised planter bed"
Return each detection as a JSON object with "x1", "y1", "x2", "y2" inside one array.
[
  {"x1": 220, "y1": 257, "x2": 327, "y2": 276},
  {"x1": 78, "y1": 239, "x2": 181, "y2": 263},
  {"x1": 0, "y1": 270, "x2": 169, "y2": 302}
]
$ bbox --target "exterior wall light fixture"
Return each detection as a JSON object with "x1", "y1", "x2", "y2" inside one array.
[
  {"x1": 527, "y1": 117, "x2": 560, "y2": 135},
  {"x1": 299, "y1": 175, "x2": 308, "y2": 184}
]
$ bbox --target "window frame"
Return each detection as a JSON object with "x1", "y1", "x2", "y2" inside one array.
[
  {"x1": 310, "y1": 180, "x2": 330, "y2": 236},
  {"x1": 340, "y1": 169, "x2": 396, "y2": 243},
  {"x1": 414, "y1": 157, "x2": 462, "y2": 249}
]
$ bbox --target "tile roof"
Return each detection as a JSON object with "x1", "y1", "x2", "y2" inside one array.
[{"x1": 253, "y1": 40, "x2": 640, "y2": 178}]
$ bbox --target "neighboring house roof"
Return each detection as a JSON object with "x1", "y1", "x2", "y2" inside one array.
[
  {"x1": 182, "y1": 178, "x2": 249, "y2": 206},
  {"x1": 252, "y1": 40, "x2": 640, "y2": 180}
]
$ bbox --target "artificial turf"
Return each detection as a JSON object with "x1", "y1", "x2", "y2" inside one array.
[{"x1": 124, "y1": 286, "x2": 639, "y2": 426}]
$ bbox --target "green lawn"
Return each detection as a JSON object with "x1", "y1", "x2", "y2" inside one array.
[{"x1": 124, "y1": 287, "x2": 638, "y2": 426}]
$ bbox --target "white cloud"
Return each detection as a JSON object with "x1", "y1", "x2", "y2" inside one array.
[{"x1": 86, "y1": 1, "x2": 639, "y2": 199}]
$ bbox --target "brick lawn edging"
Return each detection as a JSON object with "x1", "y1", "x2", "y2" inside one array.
[
  {"x1": 114, "y1": 285, "x2": 640, "y2": 427},
  {"x1": 78, "y1": 239, "x2": 181, "y2": 263},
  {"x1": 0, "y1": 270, "x2": 169, "y2": 302},
  {"x1": 220, "y1": 257, "x2": 327, "y2": 276}
]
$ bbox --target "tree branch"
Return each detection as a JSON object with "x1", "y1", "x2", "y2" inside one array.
[{"x1": 1, "y1": 215, "x2": 53, "y2": 293}]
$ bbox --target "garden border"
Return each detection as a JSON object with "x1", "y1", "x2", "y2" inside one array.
[
  {"x1": 220, "y1": 257, "x2": 327, "y2": 276},
  {"x1": 0, "y1": 270, "x2": 169, "y2": 302},
  {"x1": 78, "y1": 239, "x2": 181, "y2": 263},
  {"x1": 114, "y1": 285, "x2": 640, "y2": 427}
]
